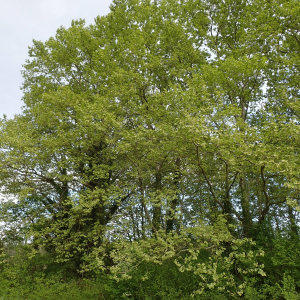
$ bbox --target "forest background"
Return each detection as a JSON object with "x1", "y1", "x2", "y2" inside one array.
[{"x1": 0, "y1": 0, "x2": 300, "y2": 299}]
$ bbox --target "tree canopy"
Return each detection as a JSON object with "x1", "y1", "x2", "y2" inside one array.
[{"x1": 1, "y1": 0, "x2": 300, "y2": 298}]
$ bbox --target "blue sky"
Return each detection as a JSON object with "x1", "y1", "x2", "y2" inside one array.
[{"x1": 0, "y1": 0, "x2": 113, "y2": 119}]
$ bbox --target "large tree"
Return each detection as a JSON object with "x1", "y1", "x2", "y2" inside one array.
[{"x1": 1, "y1": 0, "x2": 300, "y2": 296}]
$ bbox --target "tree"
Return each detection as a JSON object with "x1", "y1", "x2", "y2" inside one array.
[{"x1": 1, "y1": 0, "x2": 300, "y2": 297}]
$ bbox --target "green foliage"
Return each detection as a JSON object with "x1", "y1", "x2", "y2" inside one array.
[
  {"x1": 0, "y1": 245, "x2": 117, "y2": 300},
  {"x1": 92, "y1": 217, "x2": 265, "y2": 298},
  {"x1": 1, "y1": 0, "x2": 300, "y2": 298}
]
